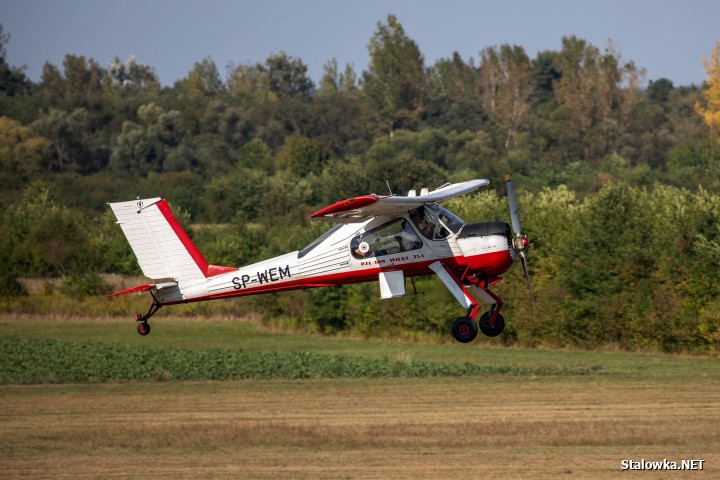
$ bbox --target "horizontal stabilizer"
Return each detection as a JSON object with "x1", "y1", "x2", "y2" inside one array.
[
  {"x1": 108, "y1": 284, "x2": 154, "y2": 297},
  {"x1": 108, "y1": 281, "x2": 178, "y2": 297}
]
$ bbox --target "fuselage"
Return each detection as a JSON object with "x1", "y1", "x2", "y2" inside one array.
[{"x1": 155, "y1": 206, "x2": 516, "y2": 306}]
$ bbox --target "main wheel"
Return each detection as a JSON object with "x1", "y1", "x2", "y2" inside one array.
[
  {"x1": 451, "y1": 316, "x2": 478, "y2": 343},
  {"x1": 137, "y1": 321, "x2": 151, "y2": 336},
  {"x1": 479, "y1": 312, "x2": 505, "y2": 337}
]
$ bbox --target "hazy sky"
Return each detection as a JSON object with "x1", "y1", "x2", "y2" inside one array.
[{"x1": 2, "y1": 0, "x2": 718, "y2": 88}]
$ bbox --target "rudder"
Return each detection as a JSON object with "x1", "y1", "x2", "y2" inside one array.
[{"x1": 109, "y1": 198, "x2": 232, "y2": 281}]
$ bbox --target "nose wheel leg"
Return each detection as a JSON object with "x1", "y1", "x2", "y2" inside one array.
[{"x1": 476, "y1": 289, "x2": 505, "y2": 337}]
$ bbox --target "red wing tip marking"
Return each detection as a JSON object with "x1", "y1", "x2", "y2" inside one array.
[
  {"x1": 309, "y1": 194, "x2": 380, "y2": 219},
  {"x1": 108, "y1": 284, "x2": 154, "y2": 297}
]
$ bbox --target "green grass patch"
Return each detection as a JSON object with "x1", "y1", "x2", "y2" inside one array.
[
  {"x1": 3, "y1": 314, "x2": 720, "y2": 381},
  {"x1": 0, "y1": 337, "x2": 599, "y2": 384}
]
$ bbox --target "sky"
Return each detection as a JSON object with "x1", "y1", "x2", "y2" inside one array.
[{"x1": 2, "y1": 0, "x2": 719, "y2": 88}]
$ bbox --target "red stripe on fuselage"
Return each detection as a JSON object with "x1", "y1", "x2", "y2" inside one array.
[{"x1": 162, "y1": 249, "x2": 513, "y2": 305}]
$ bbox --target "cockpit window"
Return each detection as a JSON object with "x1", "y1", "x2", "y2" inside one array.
[
  {"x1": 434, "y1": 205, "x2": 464, "y2": 233},
  {"x1": 409, "y1": 205, "x2": 464, "y2": 240},
  {"x1": 298, "y1": 223, "x2": 344, "y2": 258},
  {"x1": 351, "y1": 218, "x2": 423, "y2": 259}
]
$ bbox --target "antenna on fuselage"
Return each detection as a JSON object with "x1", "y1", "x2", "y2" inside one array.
[{"x1": 385, "y1": 180, "x2": 393, "y2": 195}]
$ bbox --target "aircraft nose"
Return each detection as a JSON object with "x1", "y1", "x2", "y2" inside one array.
[{"x1": 456, "y1": 221, "x2": 514, "y2": 275}]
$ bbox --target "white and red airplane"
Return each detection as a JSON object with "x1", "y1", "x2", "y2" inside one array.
[{"x1": 109, "y1": 176, "x2": 532, "y2": 343}]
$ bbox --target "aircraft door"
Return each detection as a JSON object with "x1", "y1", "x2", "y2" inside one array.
[{"x1": 350, "y1": 218, "x2": 423, "y2": 265}]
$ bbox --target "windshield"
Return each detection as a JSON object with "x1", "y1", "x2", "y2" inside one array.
[
  {"x1": 433, "y1": 205, "x2": 464, "y2": 233},
  {"x1": 409, "y1": 204, "x2": 465, "y2": 240}
]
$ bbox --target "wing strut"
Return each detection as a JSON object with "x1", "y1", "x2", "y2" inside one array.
[{"x1": 429, "y1": 262, "x2": 475, "y2": 311}]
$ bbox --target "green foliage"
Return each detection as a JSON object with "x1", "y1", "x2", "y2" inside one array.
[
  {"x1": 0, "y1": 337, "x2": 591, "y2": 384},
  {"x1": 276, "y1": 136, "x2": 330, "y2": 176},
  {"x1": 667, "y1": 140, "x2": 720, "y2": 190},
  {"x1": 57, "y1": 270, "x2": 109, "y2": 298},
  {"x1": 1, "y1": 183, "x2": 102, "y2": 277}
]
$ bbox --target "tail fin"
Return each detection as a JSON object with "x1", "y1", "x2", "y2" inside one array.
[{"x1": 109, "y1": 198, "x2": 237, "y2": 281}]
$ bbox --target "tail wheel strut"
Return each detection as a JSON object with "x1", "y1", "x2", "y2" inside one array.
[{"x1": 135, "y1": 291, "x2": 162, "y2": 336}]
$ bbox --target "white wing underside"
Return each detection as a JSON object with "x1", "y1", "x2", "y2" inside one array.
[{"x1": 311, "y1": 179, "x2": 489, "y2": 223}]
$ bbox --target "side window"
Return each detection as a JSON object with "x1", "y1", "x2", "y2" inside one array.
[{"x1": 351, "y1": 218, "x2": 423, "y2": 259}]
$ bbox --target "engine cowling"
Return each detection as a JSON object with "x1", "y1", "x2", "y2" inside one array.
[{"x1": 456, "y1": 221, "x2": 515, "y2": 276}]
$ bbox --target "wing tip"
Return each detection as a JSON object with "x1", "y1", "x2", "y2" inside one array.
[{"x1": 308, "y1": 194, "x2": 380, "y2": 220}]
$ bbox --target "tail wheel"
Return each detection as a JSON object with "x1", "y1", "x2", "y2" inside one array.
[
  {"x1": 137, "y1": 321, "x2": 151, "y2": 336},
  {"x1": 451, "y1": 316, "x2": 478, "y2": 343},
  {"x1": 479, "y1": 312, "x2": 505, "y2": 337}
]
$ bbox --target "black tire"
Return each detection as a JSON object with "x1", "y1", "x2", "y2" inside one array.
[
  {"x1": 451, "y1": 316, "x2": 478, "y2": 343},
  {"x1": 137, "y1": 322, "x2": 151, "y2": 336},
  {"x1": 479, "y1": 312, "x2": 505, "y2": 337}
]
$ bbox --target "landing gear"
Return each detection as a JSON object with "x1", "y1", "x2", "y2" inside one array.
[
  {"x1": 136, "y1": 321, "x2": 151, "y2": 336},
  {"x1": 479, "y1": 311, "x2": 505, "y2": 337},
  {"x1": 429, "y1": 261, "x2": 509, "y2": 343},
  {"x1": 450, "y1": 308, "x2": 505, "y2": 342},
  {"x1": 134, "y1": 294, "x2": 162, "y2": 336},
  {"x1": 451, "y1": 316, "x2": 478, "y2": 343}
]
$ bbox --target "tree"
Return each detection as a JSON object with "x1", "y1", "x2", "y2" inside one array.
[
  {"x1": 0, "y1": 116, "x2": 49, "y2": 176},
  {"x1": 696, "y1": 41, "x2": 720, "y2": 142},
  {"x1": 227, "y1": 62, "x2": 270, "y2": 100},
  {"x1": 363, "y1": 14, "x2": 426, "y2": 134},
  {"x1": 319, "y1": 58, "x2": 357, "y2": 94},
  {"x1": 109, "y1": 103, "x2": 185, "y2": 174},
  {"x1": 478, "y1": 44, "x2": 535, "y2": 147},
  {"x1": 428, "y1": 52, "x2": 476, "y2": 102},
  {"x1": 177, "y1": 56, "x2": 224, "y2": 96},
  {"x1": 0, "y1": 23, "x2": 8, "y2": 60},
  {"x1": 647, "y1": 78, "x2": 674, "y2": 106},
  {"x1": 275, "y1": 136, "x2": 330, "y2": 176},
  {"x1": 40, "y1": 54, "x2": 105, "y2": 101},
  {"x1": 551, "y1": 36, "x2": 644, "y2": 160},
  {"x1": 532, "y1": 50, "x2": 561, "y2": 105},
  {"x1": 265, "y1": 52, "x2": 314, "y2": 100},
  {"x1": 108, "y1": 55, "x2": 159, "y2": 93},
  {"x1": 0, "y1": 23, "x2": 31, "y2": 97},
  {"x1": 227, "y1": 52, "x2": 313, "y2": 101},
  {"x1": 425, "y1": 53, "x2": 485, "y2": 131},
  {"x1": 62, "y1": 54, "x2": 105, "y2": 98},
  {"x1": 30, "y1": 108, "x2": 92, "y2": 172}
]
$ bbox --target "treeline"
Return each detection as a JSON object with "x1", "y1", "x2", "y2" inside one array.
[{"x1": 0, "y1": 18, "x2": 719, "y2": 353}]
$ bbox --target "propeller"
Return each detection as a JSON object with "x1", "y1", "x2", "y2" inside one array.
[{"x1": 505, "y1": 174, "x2": 535, "y2": 305}]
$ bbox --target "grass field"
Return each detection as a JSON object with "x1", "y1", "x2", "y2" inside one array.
[{"x1": 1, "y1": 314, "x2": 719, "y2": 479}]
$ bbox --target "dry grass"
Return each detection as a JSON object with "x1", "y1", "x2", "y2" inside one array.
[{"x1": 1, "y1": 377, "x2": 718, "y2": 479}]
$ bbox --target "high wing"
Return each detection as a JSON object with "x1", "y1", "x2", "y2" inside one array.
[{"x1": 309, "y1": 179, "x2": 490, "y2": 223}]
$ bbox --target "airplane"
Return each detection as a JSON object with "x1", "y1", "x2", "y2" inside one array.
[{"x1": 108, "y1": 176, "x2": 532, "y2": 343}]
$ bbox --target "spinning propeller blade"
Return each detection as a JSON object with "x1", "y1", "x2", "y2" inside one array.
[{"x1": 505, "y1": 175, "x2": 535, "y2": 305}]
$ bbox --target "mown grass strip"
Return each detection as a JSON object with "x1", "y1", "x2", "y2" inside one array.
[{"x1": 0, "y1": 337, "x2": 599, "y2": 384}]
